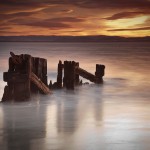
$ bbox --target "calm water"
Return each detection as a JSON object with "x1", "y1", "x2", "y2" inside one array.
[{"x1": 0, "y1": 42, "x2": 150, "y2": 150}]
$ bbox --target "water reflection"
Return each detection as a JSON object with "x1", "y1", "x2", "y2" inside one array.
[
  {"x1": 0, "y1": 86, "x2": 106, "y2": 150},
  {"x1": 0, "y1": 83, "x2": 150, "y2": 150},
  {"x1": 0, "y1": 102, "x2": 47, "y2": 150}
]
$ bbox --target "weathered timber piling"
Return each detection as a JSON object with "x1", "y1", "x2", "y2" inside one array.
[
  {"x1": 75, "y1": 62, "x2": 80, "y2": 85},
  {"x1": 95, "y1": 64, "x2": 105, "y2": 83},
  {"x1": 2, "y1": 52, "x2": 51, "y2": 102},
  {"x1": 3, "y1": 54, "x2": 32, "y2": 101},
  {"x1": 63, "y1": 61, "x2": 76, "y2": 89},
  {"x1": 56, "y1": 60, "x2": 63, "y2": 88},
  {"x1": 52, "y1": 60, "x2": 80, "y2": 89}
]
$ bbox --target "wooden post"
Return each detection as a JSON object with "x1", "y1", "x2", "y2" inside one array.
[
  {"x1": 12, "y1": 54, "x2": 32, "y2": 101},
  {"x1": 25, "y1": 54, "x2": 32, "y2": 99},
  {"x1": 95, "y1": 64, "x2": 105, "y2": 83},
  {"x1": 63, "y1": 61, "x2": 75, "y2": 89},
  {"x1": 63, "y1": 61, "x2": 67, "y2": 88},
  {"x1": 8, "y1": 57, "x2": 15, "y2": 72},
  {"x1": 49, "y1": 80, "x2": 53, "y2": 89},
  {"x1": 31, "y1": 57, "x2": 38, "y2": 94},
  {"x1": 75, "y1": 62, "x2": 80, "y2": 85},
  {"x1": 57, "y1": 60, "x2": 63, "y2": 88},
  {"x1": 42, "y1": 59, "x2": 48, "y2": 86}
]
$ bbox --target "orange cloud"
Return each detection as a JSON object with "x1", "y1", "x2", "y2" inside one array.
[{"x1": 0, "y1": 0, "x2": 150, "y2": 37}]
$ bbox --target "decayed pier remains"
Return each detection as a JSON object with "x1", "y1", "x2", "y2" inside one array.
[{"x1": 2, "y1": 52, "x2": 105, "y2": 102}]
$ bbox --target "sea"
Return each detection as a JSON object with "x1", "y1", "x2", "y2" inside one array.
[{"x1": 0, "y1": 42, "x2": 150, "y2": 150}]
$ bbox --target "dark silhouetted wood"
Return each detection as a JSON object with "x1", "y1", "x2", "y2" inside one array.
[
  {"x1": 75, "y1": 62, "x2": 80, "y2": 85},
  {"x1": 49, "y1": 80, "x2": 53, "y2": 89},
  {"x1": 2, "y1": 52, "x2": 106, "y2": 102},
  {"x1": 76, "y1": 64, "x2": 105, "y2": 84},
  {"x1": 30, "y1": 72, "x2": 51, "y2": 94},
  {"x1": 2, "y1": 52, "x2": 51, "y2": 102},
  {"x1": 63, "y1": 61, "x2": 76, "y2": 89},
  {"x1": 76, "y1": 67, "x2": 96, "y2": 83},
  {"x1": 95, "y1": 64, "x2": 105, "y2": 83},
  {"x1": 2, "y1": 86, "x2": 12, "y2": 102},
  {"x1": 57, "y1": 60, "x2": 63, "y2": 88}
]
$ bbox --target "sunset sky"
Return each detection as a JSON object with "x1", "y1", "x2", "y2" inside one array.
[{"x1": 0, "y1": 0, "x2": 150, "y2": 37}]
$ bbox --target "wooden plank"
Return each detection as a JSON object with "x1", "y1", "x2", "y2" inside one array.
[
  {"x1": 76, "y1": 67, "x2": 96, "y2": 83},
  {"x1": 3, "y1": 72, "x2": 28, "y2": 82},
  {"x1": 8, "y1": 57, "x2": 15, "y2": 72},
  {"x1": 30, "y1": 72, "x2": 51, "y2": 94}
]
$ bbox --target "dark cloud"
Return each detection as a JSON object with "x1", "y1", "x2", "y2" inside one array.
[
  {"x1": 72, "y1": 0, "x2": 150, "y2": 10},
  {"x1": 0, "y1": 30, "x2": 19, "y2": 34},
  {"x1": 8, "y1": 17, "x2": 84, "y2": 29},
  {"x1": 48, "y1": 17, "x2": 84, "y2": 22},
  {"x1": 27, "y1": 21, "x2": 71, "y2": 29},
  {"x1": 0, "y1": 0, "x2": 149, "y2": 36},
  {"x1": 1, "y1": 0, "x2": 150, "y2": 10},
  {"x1": 0, "y1": 0, "x2": 43, "y2": 6},
  {"x1": 0, "y1": 12, "x2": 34, "y2": 21},
  {"x1": 0, "y1": 0, "x2": 48, "y2": 14},
  {"x1": 0, "y1": 0, "x2": 149, "y2": 23},
  {"x1": 104, "y1": 11, "x2": 150, "y2": 20},
  {"x1": 0, "y1": 26, "x2": 11, "y2": 30},
  {"x1": 9, "y1": 18, "x2": 75, "y2": 29},
  {"x1": 107, "y1": 27, "x2": 150, "y2": 31}
]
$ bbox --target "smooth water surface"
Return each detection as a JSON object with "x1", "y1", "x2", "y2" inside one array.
[{"x1": 0, "y1": 42, "x2": 150, "y2": 150}]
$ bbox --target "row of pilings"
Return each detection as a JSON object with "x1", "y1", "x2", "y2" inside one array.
[
  {"x1": 2, "y1": 52, "x2": 105, "y2": 102},
  {"x1": 50, "y1": 60, "x2": 105, "y2": 90}
]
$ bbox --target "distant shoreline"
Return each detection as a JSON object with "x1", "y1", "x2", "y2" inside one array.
[
  {"x1": 0, "y1": 36, "x2": 149, "y2": 42},
  {"x1": 0, "y1": 41, "x2": 150, "y2": 43}
]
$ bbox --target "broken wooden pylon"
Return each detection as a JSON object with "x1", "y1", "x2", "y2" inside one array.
[{"x1": 2, "y1": 52, "x2": 51, "y2": 102}]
